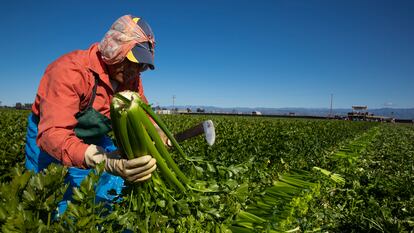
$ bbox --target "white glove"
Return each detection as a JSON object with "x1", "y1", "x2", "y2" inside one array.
[{"x1": 84, "y1": 145, "x2": 157, "y2": 183}]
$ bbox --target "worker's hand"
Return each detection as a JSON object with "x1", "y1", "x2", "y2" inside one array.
[
  {"x1": 84, "y1": 145, "x2": 157, "y2": 183},
  {"x1": 155, "y1": 125, "x2": 172, "y2": 147}
]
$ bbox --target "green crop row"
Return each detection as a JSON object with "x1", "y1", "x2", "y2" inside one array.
[
  {"x1": 300, "y1": 124, "x2": 414, "y2": 232},
  {"x1": 0, "y1": 109, "x2": 30, "y2": 182},
  {"x1": 0, "y1": 109, "x2": 412, "y2": 232}
]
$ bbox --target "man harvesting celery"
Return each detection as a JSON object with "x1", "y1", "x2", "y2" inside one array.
[{"x1": 24, "y1": 15, "x2": 165, "y2": 215}]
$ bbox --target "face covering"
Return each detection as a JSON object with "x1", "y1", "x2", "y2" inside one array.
[{"x1": 98, "y1": 15, "x2": 155, "y2": 65}]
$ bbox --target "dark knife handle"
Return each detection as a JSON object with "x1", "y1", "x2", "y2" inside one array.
[{"x1": 174, "y1": 122, "x2": 204, "y2": 142}]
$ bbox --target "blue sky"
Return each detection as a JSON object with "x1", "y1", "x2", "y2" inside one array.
[{"x1": 0, "y1": 0, "x2": 413, "y2": 109}]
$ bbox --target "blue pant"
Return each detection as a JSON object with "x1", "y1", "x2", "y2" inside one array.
[{"x1": 25, "y1": 113, "x2": 124, "y2": 215}]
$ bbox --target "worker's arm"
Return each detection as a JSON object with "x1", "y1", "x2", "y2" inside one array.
[{"x1": 36, "y1": 60, "x2": 93, "y2": 168}]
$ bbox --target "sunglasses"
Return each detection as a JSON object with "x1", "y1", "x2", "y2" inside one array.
[{"x1": 140, "y1": 63, "x2": 149, "y2": 72}]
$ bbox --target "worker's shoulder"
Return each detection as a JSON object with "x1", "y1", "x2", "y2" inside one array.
[{"x1": 46, "y1": 43, "x2": 98, "y2": 71}]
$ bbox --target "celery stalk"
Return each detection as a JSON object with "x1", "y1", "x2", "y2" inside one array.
[
  {"x1": 130, "y1": 100, "x2": 190, "y2": 185},
  {"x1": 126, "y1": 101, "x2": 187, "y2": 192}
]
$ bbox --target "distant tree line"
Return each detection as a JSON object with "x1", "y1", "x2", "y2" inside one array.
[
  {"x1": 0, "y1": 102, "x2": 32, "y2": 110},
  {"x1": 15, "y1": 103, "x2": 32, "y2": 110}
]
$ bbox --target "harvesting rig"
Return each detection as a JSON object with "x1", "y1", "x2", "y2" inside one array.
[{"x1": 347, "y1": 105, "x2": 394, "y2": 122}]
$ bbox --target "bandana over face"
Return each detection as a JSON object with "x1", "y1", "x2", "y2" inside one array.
[{"x1": 98, "y1": 15, "x2": 155, "y2": 65}]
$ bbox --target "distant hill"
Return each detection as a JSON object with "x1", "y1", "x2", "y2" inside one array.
[{"x1": 162, "y1": 105, "x2": 414, "y2": 120}]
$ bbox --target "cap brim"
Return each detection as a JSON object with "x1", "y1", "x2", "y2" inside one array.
[{"x1": 126, "y1": 43, "x2": 155, "y2": 70}]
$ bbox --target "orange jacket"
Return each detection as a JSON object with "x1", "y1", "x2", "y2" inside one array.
[{"x1": 32, "y1": 43, "x2": 148, "y2": 168}]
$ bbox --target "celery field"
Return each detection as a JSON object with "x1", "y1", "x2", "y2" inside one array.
[{"x1": 0, "y1": 109, "x2": 413, "y2": 232}]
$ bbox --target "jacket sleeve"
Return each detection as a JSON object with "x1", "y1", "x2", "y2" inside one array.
[{"x1": 36, "y1": 61, "x2": 91, "y2": 168}]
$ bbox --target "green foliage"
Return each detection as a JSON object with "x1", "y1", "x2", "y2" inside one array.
[
  {"x1": 1, "y1": 109, "x2": 413, "y2": 232},
  {"x1": 302, "y1": 125, "x2": 414, "y2": 232},
  {"x1": 0, "y1": 164, "x2": 68, "y2": 232},
  {"x1": 0, "y1": 109, "x2": 30, "y2": 182}
]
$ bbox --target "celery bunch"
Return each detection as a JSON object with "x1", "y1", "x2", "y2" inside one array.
[{"x1": 110, "y1": 91, "x2": 188, "y2": 192}]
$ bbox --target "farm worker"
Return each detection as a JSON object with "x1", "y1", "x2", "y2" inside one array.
[{"x1": 24, "y1": 15, "x2": 164, "y2": 215}]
